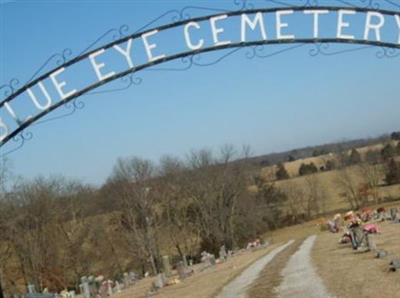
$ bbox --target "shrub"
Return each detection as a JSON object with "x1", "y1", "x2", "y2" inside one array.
[
  {"x1": 348, "y1": 148, "x2": 361, "y2": 165},
  {"x1": 325, "y1": 160, "x2": 337, "y2": 171},
  {"x1": 385, "y1": 159, "x2": 400, "y2": 185},
  {"x1": 299, "y1": 162, "x2": 318, "y2": 176},
  {"x1": 390, "y1": 131, "x2": 400, "y2": 141},
  {"x1": 276, "y1": 163, "x2": 289, "y2": 180},
  {"x1": 381, "y1": 144, "x2": 396, "y2": 161}
]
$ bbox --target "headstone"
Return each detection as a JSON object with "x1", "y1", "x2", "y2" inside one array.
[
  {"x1": 389, "y1": 259, "x2": 400, "y2": 271},
  {"x1": 176, "y1": 262, "x2": 187, "y2": 280},
  {"x1": 390, "y1": 208, "x2": 398, "y2": 221},
  {"x1": 26, "y1": 294, "x2": 55, "y2": 298},
  {"x1": 98, "y1": 281, "x2": 108, "y2": 298},
  {"x1": 78, "y1": 285, "x2": 84, "y2": 296},
  {"x1": 153, "y1": 273, "x2": 166, "y2": 289},
  {"x1": 162, "y1": 256, "x2": 172, "y2": 277},
  {"x1": 201, "y1": 251, "x2": 211, "y2": 266},
  {"x1": 209, "y1": 254, "x2": 216, "y2": 266},
  {"x1": 375, "y1": 250, "x2": 388, "y2": 258},
  {"x1": 114, "y1": 281, "x2": 122, "y2": 293},
  {"x1": 80, "y1": 277, "x2": 90, "y2": 298},
  {"x1": 219, "y1": 245, "x2": 227, "y2": 262},
  {"x1": 123, "y1": 272, "x2": 129, "y2": 289},
  {"x1": 182, "y1": 255, "x2": 188, "y2": 268},
  {"x1": 366, "y1": 234, "x2": 377, "y2": 252},
  {"x1": 128, "y1": 271, "x2": 138, "y2": 285},
  {"x1": 27, "y1": 284, "x2": 36, "y2": 294},
  {"x1": 68, "y1": 291, "x2": 75, "y2": 298},
  {"x1": 88, "y1": 276, "x2": 97, "y2": 298},
  {"x1": 105, "y1": 280, "x2": 113, "y2": 296}
]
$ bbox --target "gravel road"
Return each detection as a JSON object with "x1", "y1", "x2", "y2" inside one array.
[
  {"x1": 276, "y1": 235, "x2": 332, "y2": 298},
  {"x1": 216, "y1": 240, "x2": 294, "y2": 298}
]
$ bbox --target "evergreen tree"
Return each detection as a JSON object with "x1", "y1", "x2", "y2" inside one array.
[
  {"x1": 348, "y1": 148, "x2": 361, "y2": 165},
  {"x1": 381, "y1": 144, "x2": 396, "y2": 161},
  {"x1": 276, "y1": 163, "x2": 289, "y2": 180},
  {"x1": 390, "y1": 131, "x2": 400, "y2": 141},
  {"x1": 325, "y1": 160, "x2": 336, "y2": 171},
  {"x1": 385, "y1": 159, "x2": 400, "y2": 185},
  {"x1": 299, "y1": 162, "x2": 318, "y2": 176}
]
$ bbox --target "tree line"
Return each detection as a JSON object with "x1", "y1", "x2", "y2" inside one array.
[{"x1": 0, "y1": 146, "x2": 287, "y2": 295}]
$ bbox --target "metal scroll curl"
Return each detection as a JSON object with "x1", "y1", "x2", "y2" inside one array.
[
  {"x1": 2, "y1": 130, "x2": 33, "y2": 157},
  {"x1": 245, "y1": 43, "x2": 307, "y2": 59},
  {"x1": 0, "y1": 79, "x2": 20, "y2": 98},
  {"x1": 375, "y1": 47, "x2": 400, "y2": 59},
  {"x1": 27, "y1": 48, "x2": 73, "y2": 84},
  {"x1": 308, "y1": 43, "x2": 373, "y2": 57},
  {"x1": 34, "y1": 99, "x2": 85, "y2": 126},
  {"x1": 80, "y1": 24, "x2": 130, "y2": 56},
  {"x1": 86, "y1": 73, "x2": 143, "y2": 96}
]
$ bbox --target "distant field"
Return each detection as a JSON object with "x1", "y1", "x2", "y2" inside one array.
[
  {"x1": 259, "y1": 141, "x2": 400, "y2": 214},
  {"x1": 261, "y1": 141, "x2": 398, "y2": 179},
  {"x1": 274, "y1": 167, "x2": 400, "y2": 213}
]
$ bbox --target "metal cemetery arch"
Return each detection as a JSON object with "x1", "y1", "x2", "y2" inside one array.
[{"x1": 2, "y1": 0, "x2": 400, "y2": 155}]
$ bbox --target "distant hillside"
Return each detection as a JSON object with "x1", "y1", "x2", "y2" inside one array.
[{"x1": 246, "y1": 134, "x2": 391, "y2": 167}]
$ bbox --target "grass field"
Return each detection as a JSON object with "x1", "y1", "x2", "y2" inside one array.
[{"x1": 111, "y1": 202, "x2": 400, "y2": 298}]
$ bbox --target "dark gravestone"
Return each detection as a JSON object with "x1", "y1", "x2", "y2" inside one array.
[
  {"x1": 209, "y1": 254, "x2": 216, "y2": 266},
  {"x1": 389, "y1": 259, "x2": 400, "y2": 271},
  {"x1": 390, "y1": 208, "x2": 398, "y2": 221},
  {"x1": 26, "y1": 294, "x2": 55, "y2": 298},
  {"x1": 375, "y1": 250, "x2": 388, "y2": 259}
]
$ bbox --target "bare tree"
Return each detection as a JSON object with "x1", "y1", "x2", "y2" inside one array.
[
  {"x1": 281, "y1": 180, "x2": 308, "y2": 223},
  {"x1": 183, "y1": 146, "x2": 252, "y2": 252},
  {"x1": 105, "y1": 157, "x2": 162, "y2": 275},
  {"x1": 158, "y1": 155, "x2": 200, "y2": 261},
  {"x1": 358, "y1": 163, "x2": 383, "y2": 204},
  {"x1": 0, "y1": 158, "x2": 12, "y2": 298},
  {"x1": 304, "y1": 175, "x2": 327, "y2": 217},
  {"x1": 335, "y1": 167, "x2": 366, "y2": 209}
]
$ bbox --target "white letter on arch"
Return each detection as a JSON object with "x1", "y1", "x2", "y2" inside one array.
[
  {"x1": 90, "y1": 49, "x2": 116, "y2": 81},
  {"x1": 0, "y1": 118, "x2": 8, "y2": 142},
  {"x1": 142, "y1": 30, "x2": 166, "y2": 62},
  {"x1": 27, "y1": 82, "x2": 53, "y2": 110},
  {"x1": 114, "y1": 38, "x2": 134, "y2": 68},
  {"x1": 364, "y1": 11, "x2": 385, "y2": 41},
  {"x1": 4, "y1": 102, "x2": 22, "y2": 125},
  {"x1": 210, "y1": 14, "x2": 231, "y2": 46},
  {"x1": 50, "y1": 67, "x2": 77, "y2": 100},
  {"x1": 337, "y1": 10, "x2": 356, "y2": 39},
  {"x1": 184, "y1": 22, "x2": 204, "y2": 50},
  {"x1": 395, "y1": 15, "x2": 400, "y2": 43},
  {"x1": 276, "y1": 10, "x2": 295, "y2": 40},
  {"x1": 304, "y1": 9, "x2": 329, "y2": 38},
  {"x1": 241, "y1": 12, "x2": 267, "y2": 42}
]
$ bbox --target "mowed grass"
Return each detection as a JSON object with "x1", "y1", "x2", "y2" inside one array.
[
  {"x1": 108, "y1": 204, "x2": 400, "y2": 298},
  {"x1": 112, "y1": 243, "x2": 284, "y2": 298},
  {"x1": 313, "y1": 216, "x2": 400, "y2": 298}
]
